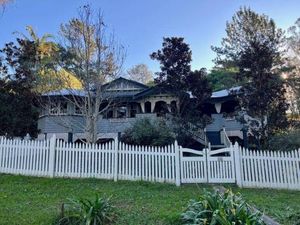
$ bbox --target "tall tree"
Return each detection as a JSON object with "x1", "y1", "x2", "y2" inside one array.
[
  {"x1": 127, "y1": 64, "x2": 153, "y2": 84},
  {"x1": 285, "y1": 18, "x2": 300, "y2": 117},
  {"x1": 213, "y1": 7, "x2": 288, "y2": 147},
  {"x1": 151, "y1": 37, "x2": 192, "y2": 91},
  {"x1": 53, "y1": 5, "x2": 125, "y2": 143},
  {"x1": 0, "y1": 37, "x2": 39, "y2": 137},
  {"x1": 151, "y1": 37, "x2": 212, "y2": 127}
]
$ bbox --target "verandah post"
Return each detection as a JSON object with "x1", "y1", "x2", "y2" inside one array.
[
  {"x1": 113, "y1": 136, "x2": 119, "y2": 182},
  {"x1": 234, "y1": 142, "x2": 242, "y2": 187},
  {"x1": 49, "y1": 135, "x2": 56, "y2": 178},
  {"x1": 174, "y1": 140, "x2": 181, "y2": 186}
]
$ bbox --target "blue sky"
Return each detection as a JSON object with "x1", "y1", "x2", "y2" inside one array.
[{"x1": 1, "y1": 0, "x2": 300, "y2": 73}]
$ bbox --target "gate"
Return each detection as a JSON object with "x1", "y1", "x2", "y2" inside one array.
[
  {"x1": 180, "y1": 145, "x2": 236, "y2": 184},
  {"x1": 207, "y1": 147, "x2": 236, "y2": 183},
  {"x1": 180, "y1": 147, "x2": 207, "y2": 183}
]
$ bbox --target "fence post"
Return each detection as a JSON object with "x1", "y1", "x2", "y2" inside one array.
[
  {"x1": 49, "y1": 135, "x2": 56, "y2": 178},
  {"x1": 113, "y1": 136, "x2": 119, "y2": 182},
  {"x1": 174, "y1": 140, "x2": 181, "y2": 186},
  {"x1": 233, "y1": 142, "x2": 242, "y2": 187},
  {"x1": 206, "y1": 143, "x2": 210, "y2": 183}
]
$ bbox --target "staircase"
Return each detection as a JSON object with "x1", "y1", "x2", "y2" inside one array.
[
  {"x1": 206, "y1": 128, "x2": 231, "y2": 149},
  {"x1": 185, "y1": 122, "x2": 207, "y2": 146},
  {"x1": 164, "y1": 114, "x2": 231, "y2": 149}
]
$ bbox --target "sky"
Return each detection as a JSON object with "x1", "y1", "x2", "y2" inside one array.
[{"x1": 1, "y1": 0, "x2": 300, "y2": 74}]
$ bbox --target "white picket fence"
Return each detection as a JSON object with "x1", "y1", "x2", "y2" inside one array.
[
  {"x1": 236, "y1": 146, "x2": 300, "y2": 190},
  {"x1": 0, "y1": 136, "x2": 300, "y2": 190},
  {"x1": 0, "y1": 136, "x2": 180, "y2": 185}
]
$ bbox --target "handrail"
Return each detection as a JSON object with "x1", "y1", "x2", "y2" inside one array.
[
  {"x1": 221, "y1": 127, "x2": 231, "y2": 147},
  {"x1": 165, "y1": 114, "x2": 207, "y2": 146}
]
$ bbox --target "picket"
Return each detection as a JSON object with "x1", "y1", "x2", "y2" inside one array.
[{"x1": 0, "y1": 136, "x2": 300, "y2": 190}]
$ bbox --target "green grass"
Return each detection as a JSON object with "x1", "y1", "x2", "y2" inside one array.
[
  {"x1": 1, "y1": 175, "x2": 300, "y2": 225},
  {"x1": 232, "y1": 187, "x2": 300, "y2": 225},
  {"x1": 0, "y1": 174, "x2": 209, "y2": 225}
]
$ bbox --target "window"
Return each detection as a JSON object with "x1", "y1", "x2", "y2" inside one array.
[
  {"x1": 75, "y1": 105, "x2": 83, "y2": 115},
  {"x1": 130, "y1": 109, "x2": 137, "y2": 118},
  {"x1": 49, "y1": 101, "x2": 68, "y2": 115},
  {"x1": 106, "y1": 110, "x2": 114, "y2": 118},
  {"x1": 117, "y1": 106, "x2": 127, "y2": 118},
  {"x1": 60, "y1": 102, "x2": 68, "y2": 114},
  {"x1": 49, "y1": 102, "x2": 59, "y2": 115},
  {"x1": 145, "y1": 102, "x2": 151, "y2": 113}
]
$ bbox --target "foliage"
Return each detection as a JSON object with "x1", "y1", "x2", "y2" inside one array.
[
  {"x1": 181, "y1": 189, "x2": 265, "y2": 225},
  {"x1": 212, "y1": 7, "x2": 288, "y2": 148},
  {"x1": 268, "y1": 129, "x2": 300, "y2": 151},
  {"x1": 150, "y1": 37, "x2": 212, "y2": 128},
  {"x1": 58, "y1": 4, "x2": 124, "y2": 143},
  {"x1": 57, "y1": 195, "x2": 116, "y2": 225},
  {"x1": 207, "y1": 67, "x2": 242, "y2": 91},
  {"x1": 285, "y1": 18, "x2": 300, "y2": 117},
  {"x1": 150, "y1": 37, "x2": 192, "y2": 91},
  {"x1": 121, "y1": 118, "x2": 175, "y2": 146},
  {"x1": 0, "y1": 36, "x2": 41, "y2": 137},
  {"x1": 127, "y1": 64, "x2": 153, "y2": 84},
  {"x1": 0, "y1": 79, "x2": 39, "y2": 137}
]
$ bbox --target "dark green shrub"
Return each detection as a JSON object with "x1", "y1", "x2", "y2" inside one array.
[
  {"x1": 268, "y1": 129, "x2": 300, "y2": 151},
  {"x1": 181, "y1": 190, "x2": 265, "y2": 225},
  {"x1": 121, "y1": 118, "x2": 175, "y2": 146},
  {"x1": 57, "y1": 195, "x2": 116, "y2": 225}
]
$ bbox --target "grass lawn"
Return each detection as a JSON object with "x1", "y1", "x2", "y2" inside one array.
[
  {"x1": 0, "y1": 174, "x2": 208, "y2": 225},
  {"x1": 1, "y1": 174, "x2": 300, "y2": 225},
  {"x1": 232, "y1": 186, "x2": 300, "y2": 225}
]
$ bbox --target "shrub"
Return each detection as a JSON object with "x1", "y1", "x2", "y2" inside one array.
[
  {"x1": 268, "y1": 129, "x2": 300, "y2": 151},
  {"x1": 181, "y1": 190, "x2": 265, "y2": 225},
  {"x1": 57, "y1": 195, "x2": 116, "y2": 225},
  {"x1": 121, "y1": 117, "x2": 175, "y2": 146}
]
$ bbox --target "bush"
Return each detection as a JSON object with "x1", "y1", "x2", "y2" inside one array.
[
  {"x1": 57, "y1": 195, "x2": 116, "y2": 225},
  {"x1": 181, "y1": 190, "x2": 265, "y2": 225},
  {"x1": 121, "y1": 118, "x2": 175, "y2": 146},
  {"x1": 268, "y1": 129, "x2": 300, "y2": 151}
]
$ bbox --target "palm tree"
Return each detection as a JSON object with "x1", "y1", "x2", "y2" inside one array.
[{"x1": 16, "y1": 25, "x2": 58, "y2": 59}]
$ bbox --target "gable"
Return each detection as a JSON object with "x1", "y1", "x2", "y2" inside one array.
[{"x1": 104, "y1": 77, "x2": 148, "y2": 92}]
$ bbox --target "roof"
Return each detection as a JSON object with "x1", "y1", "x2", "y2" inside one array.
[
  {"x1": 42, "y1": 89, "x2": 88, "y2": 97},
  {"x1": 133, "y1": 85, "x2": 176, "y2": 100},
  {"x1": 42, "y1": 77, "x2": 242, "y2": 102},
  {"x1": 211, "y1": 86, "x2": 241, "y2": 98},
  {"x1": 102, "y1": 77, "x2": 148, "y2": 90},
  {"x1": 42, "y1": 77, "x2": 149, "y2": 97}
]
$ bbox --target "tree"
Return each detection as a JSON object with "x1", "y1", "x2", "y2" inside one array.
[
  {"x1": 127, "y1": 64, "x2": 153, "y2": 84},
  {"x1": 207, "y1": 67, "x2": 242, "y2": 91},
  {"x1": 285, "y1": 18, "x2": 300, "y2": 117},
  {"x1": 151, "y1": 37, "x2": 192, "y2": 91},
  {"x1": 51, "y1": 5, "x2": 125, "y2": 143},
  {"x1": 151, "y1": 37, "x2": 212, "y2": 127},
  {"x1": 213, "y1": 7, "x2": 288, "y2": 147},
  {"x1": 0, "y1": 38, "x2": 39, "y2": 138},
  {"x1": 0, "y1": 80, "x2": 39, "y2": 138},
  {"x1": 0, "y1": 0, "x2": 13, "y2": 13}
]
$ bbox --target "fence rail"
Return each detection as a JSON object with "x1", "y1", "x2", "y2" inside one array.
[{"x1": 0, "y1": 136, "x2": 300, "y2": 190}]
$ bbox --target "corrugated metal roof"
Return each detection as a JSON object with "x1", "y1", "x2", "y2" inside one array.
[{"x1": 211, "y1": 86, "x2": 241, "y2": 98}]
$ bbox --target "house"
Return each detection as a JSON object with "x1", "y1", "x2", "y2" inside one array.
[{"x1": 38, "y1": 77, "x2": 246, "y2": 149}]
